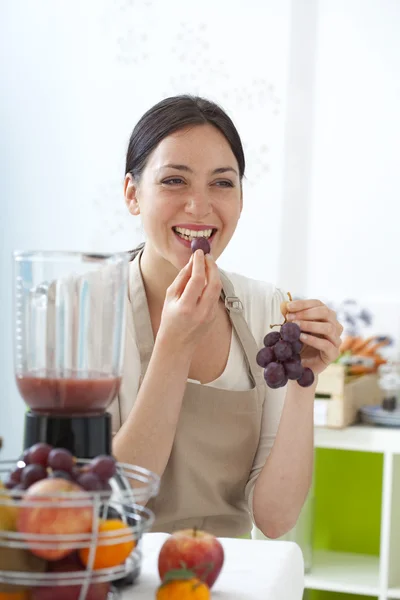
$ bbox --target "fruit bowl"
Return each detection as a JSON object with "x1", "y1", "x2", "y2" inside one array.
[{"x1": 0, "y1": 459, "x2": 160, "y2": 599}]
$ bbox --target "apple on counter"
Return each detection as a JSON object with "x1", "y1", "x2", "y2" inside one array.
[{"x1": 158, "y1": 528, "x2": 224, "y2": 589}]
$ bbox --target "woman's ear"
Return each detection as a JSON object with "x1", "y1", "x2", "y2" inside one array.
[{"x1": 124, "y1": 174, "x2": 140, "y2": 215}]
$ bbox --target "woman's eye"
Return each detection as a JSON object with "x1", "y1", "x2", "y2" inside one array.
[
  {"x1": 214, "y1": 180, "x2": 234, "y2": 188},
  {"x1": 162, "y1": 177, "x2": 185, "y2": 185}
]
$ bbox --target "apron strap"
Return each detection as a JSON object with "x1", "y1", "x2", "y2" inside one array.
[
  {"x1": 219, "y1": 270, "x2": 264, "y2": 388},
  {"x1": 129, "y1": 251, "x2": 154, "y2": 378}
]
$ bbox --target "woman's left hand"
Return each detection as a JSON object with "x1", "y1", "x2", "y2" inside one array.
[{"x1": 285, "y1": 299, "x2": 343, "y2": 376}]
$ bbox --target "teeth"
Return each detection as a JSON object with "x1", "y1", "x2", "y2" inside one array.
[{"x1": 174, "y1": 227, "x2": 213, "y2": 240}]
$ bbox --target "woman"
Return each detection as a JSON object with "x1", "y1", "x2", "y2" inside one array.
[{"x1": 111, "y1": 95, "x2": 343, "y2": 539}]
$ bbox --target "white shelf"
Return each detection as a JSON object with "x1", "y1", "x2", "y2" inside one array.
[
  {"x1": 304, "y1": 550, "x2": 380, "y2": 595},
  {"x1": 388, "y1": 590, "x2": 400, "y2": 599},
  {"x1": 314, "y1": 424, "x2": 400, "y2": 454}
]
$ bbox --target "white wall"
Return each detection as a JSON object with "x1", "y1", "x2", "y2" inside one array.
[
  {"x1": 307, "y1": 0, "x2": 400, "y2": 303},
  {"x1": 0, "y1": 0, "x2": 292, "y2": 459},
  {"x1": 307, "y1": 0, "x2": 400, "y2": 351}
]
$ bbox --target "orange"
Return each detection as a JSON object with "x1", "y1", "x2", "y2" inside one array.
[
  {"x1": 156, "y1": 578, "x2": 210, "y2": 600},
  {"x1": 0, "y1": 591, "x2": 31, "y2": 599},
  {"x1": 79, "y1": 518, "x2": 135, "y2": 570}
]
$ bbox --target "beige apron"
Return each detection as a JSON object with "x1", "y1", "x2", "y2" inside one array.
[{"x1": 123, "y1": 254, "x2": 265, "y2": 537}]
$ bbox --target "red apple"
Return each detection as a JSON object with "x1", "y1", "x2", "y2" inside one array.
[
  {"x1": 17, "y1": 478, "x2": 93, "y2": 561},
  {"x1": 30, "y1": 553, "x2": 110, "y2": 600},
  {"x1": 158, "y1": 528, "x2": 224, "y2": 588}
]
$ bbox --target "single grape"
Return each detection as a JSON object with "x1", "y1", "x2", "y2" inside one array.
[
  {"x1": 281, "y1": 322, "x2": 301, "y2": 343},
  {"x1": 191, "y1": 237, "x2": 210, "y2": 254},
  {"x1": 47, "y1": 448, "x2": 74, "y2": 473},
  {"x1": 284, "y1": 359, "x2": 305, "y2": 381},
  {"x1": 263, "y1": 331, "x2": 281, "y2": 347},
  {"x1": 10, "y1": 467, "x2": 24, "y2": 484},
  {"x1": 77, "y1": 472, "x2": 103, "y2": 491},
  {"x1": 273, "y1": 340, "x2": 293, "y2": 361},
  {"x1": 268, "y1": 374, "x2": 289, "y2": 389},
  {"x1": 256, "y1": 346, "x2": 275, "y2": 368},
  {"x1": 27, "y1": 443, "x2": 52, "y2": 467},
  {"x1": 89, "y1": 455, "x2": 117, "y2": 481},
  {"x1": 264, "y1": 362, "x2": 286, "y2": 387},
  {"x1": 292, "y1": 340, "x2": 303, "y2": 354},
  {"x1": 298, "y1": 367, "x2": 315, "y2": 387},
  {"x1": 21, "y1": 464, "x2": 47, "y2": 488},
  {"x1": 49, "y1": 470, "x2": 73, "y2": 481}
]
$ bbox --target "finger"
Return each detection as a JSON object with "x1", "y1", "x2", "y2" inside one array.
[
  {"x1": 287, "y1": 306, "x2": 334, "y2": 323},
  {"x1": 300, "y1": 332, "x2": 341, "y2": 360},
  {"x1": 293, "y1": 319, "x2": 338, "y2": 344},
  {"x1": 180, "y1": 250, "x2": 207, "y2": 304},
  {"x1": 198, "y1": 254, "x2": 222, "y2": 308},
  {"x1": 287, "y1": 299, "x2": 323, "y2": 312},
  {"x1": 166, "y1": 255, "x2": 193, "y2": 298}
]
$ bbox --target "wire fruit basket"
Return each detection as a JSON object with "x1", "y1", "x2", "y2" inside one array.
[{"x1": 0, "y1": 459, "x2": 160, "y2": 599}]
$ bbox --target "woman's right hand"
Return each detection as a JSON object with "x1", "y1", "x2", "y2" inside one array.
[{"x1": 157, "y1": 249, "x2": 222, "y2": 353}]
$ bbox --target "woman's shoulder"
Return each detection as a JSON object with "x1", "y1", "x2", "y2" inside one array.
[
  {"x1": 220, "y1": 269, "x2": 287, "y2": 345},
  {"x1": 220, "y1": 269, "x2": 286, "y2": 306}
]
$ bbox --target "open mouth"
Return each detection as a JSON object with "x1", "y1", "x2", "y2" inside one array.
[{"x1": 172, "y1": 226, "x2": 217, "y2": 243}]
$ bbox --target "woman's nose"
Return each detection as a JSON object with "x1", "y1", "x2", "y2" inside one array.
[{"x1": 184, "y1": 191, "x2": 212, "y2": 218}]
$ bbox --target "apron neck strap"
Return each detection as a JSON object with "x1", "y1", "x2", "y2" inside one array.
[
  {"x1": 219, "y1": 270, "x2": 263, "y2": 387},
  {"x1": 129, "y1": 251, "x2": 154, "y2": 375}
]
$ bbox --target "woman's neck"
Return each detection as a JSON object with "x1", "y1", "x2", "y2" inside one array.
[{"x1": 139, "y1": 245, "x2": 179, "y2": 310}]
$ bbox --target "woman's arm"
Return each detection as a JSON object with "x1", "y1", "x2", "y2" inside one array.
[
  {"x1": 113, "y1": 331, "x2": 192, "y2": 476},
  {"x1": 252, "y1": 380, "x2": 315, "y2": 538},
  {"x1": 113, "y1": 251, "x2": 222, "y2": 477},
  {"x1": 252, "y1": 299, "x2": 342, "y2": 538}
]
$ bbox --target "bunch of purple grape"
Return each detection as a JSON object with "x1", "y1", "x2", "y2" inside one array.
[
  {"x1": 4, "y1": 443, "x2": 117, "y2": 493},
  {"x1": 257, "y1": 322, "x2": 315, "y2": 388}
]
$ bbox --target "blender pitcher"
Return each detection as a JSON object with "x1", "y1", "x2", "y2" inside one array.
[{"x1": 13, "y1": 251, "x2": 130, "y2": 458}]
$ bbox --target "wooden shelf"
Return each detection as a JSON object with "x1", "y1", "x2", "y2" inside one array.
[{"x1": 304, "y1": 550, "x2": 380, "y2": 596}]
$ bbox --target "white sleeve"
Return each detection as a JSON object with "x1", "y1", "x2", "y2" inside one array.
[{"x1": 244, "y1": 286, "x2": 288, "y2": 521}]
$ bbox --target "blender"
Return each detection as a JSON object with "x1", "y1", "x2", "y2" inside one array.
[
  {"x1": 0, "y1": 250, "x2": 160, "y2": 597},
  {"x1": 13, "y1": 251, "x2": 129, "y2": 458}
]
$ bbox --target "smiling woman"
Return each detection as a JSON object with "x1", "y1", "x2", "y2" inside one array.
[
  {"x1": 110, "y1": 95, "x2": 343, "y2": 540},
  {"x1": 124, "y1": 98, "x2": 244, "y2": 276}
]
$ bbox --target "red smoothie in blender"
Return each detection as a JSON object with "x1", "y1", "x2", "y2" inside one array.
[{"x1": 16, "y1": 370, "x2": 121, "y2": 415}]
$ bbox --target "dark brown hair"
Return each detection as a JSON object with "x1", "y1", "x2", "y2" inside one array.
[{"x1": 126, "y1": 95, "x2": 245, "y2": 259}]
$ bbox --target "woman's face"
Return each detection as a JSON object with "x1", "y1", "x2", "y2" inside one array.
[{"x1": 124, "y1": 124, "x2": 242, "y2": 270}]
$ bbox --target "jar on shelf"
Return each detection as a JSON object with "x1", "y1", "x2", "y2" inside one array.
[{"x1": 378, "y1": 362, "x2": 400, "y2": 411}]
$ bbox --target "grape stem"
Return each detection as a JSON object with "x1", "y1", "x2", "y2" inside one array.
[{"x1": 270, "y1": 292, "x2": 293, "y2": 328}]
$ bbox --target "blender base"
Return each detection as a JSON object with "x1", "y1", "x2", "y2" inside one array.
[{"x1": 23, "y1": 411, "x2": 112, "y2": 458}]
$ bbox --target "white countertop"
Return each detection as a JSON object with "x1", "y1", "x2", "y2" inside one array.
[{"x1": 122, "y1": 532, "x2": 304, "y2": 599}]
